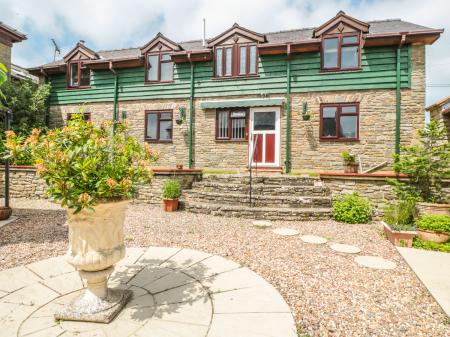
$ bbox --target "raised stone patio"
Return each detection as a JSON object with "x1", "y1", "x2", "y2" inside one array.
[{"x1": 0, "y1": 247, "x2": 297, "y2": 337}]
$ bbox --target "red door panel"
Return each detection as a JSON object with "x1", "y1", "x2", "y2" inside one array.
[
  {"x1": 252, "y1": 134, "x2": 263, "y2": 163},
  {"x1": 265, "y1": 134, "x2": 275, "y2": 163}
]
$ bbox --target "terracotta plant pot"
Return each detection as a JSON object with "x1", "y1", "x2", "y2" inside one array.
[
  {"x1": 415, "y1": 202, "x2": 450, "y2": 218},
  {"x1": 344, "y1": 162, "x2": 359, "y2": 173},
  {"x1": 163, "y1": 198, "x2": 179, "y2": 212},
  {"x1": 176, "y1": 164, "x2": 184, "y2": 170},
  {"x1": 417, "y1": 229, "x2": 450, "y2": 243},
  {"x1": 0, "y1": 206, "x2": 12, "y2": 220},
  {"x1": 55, "y1": 199, "x2": 132, "y2": 323},
  {"x1": 382, "y1": 221, "x2": 416, "y2": 248}
]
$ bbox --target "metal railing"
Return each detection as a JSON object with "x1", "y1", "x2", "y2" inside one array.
[{"x1": 249, "y1": 135, "x2": 259, "y2": 207}]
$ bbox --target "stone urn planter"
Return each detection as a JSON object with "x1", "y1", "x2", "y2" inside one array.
[
  {"x1": 417, "y1": 229, "x2": 449, "y2": 243},
  {"x1": 382, "y1": 221, "x2": 416, "y2": 248},
  {"x1": 415, "y1": 202, "x2": 450, "y2": 218},
  {"x1": 55, "y1": 199, "x2": 132, "y2": 323},
  {"x1": 0, "y1": 206, "x2": 12, "y2": 220}
]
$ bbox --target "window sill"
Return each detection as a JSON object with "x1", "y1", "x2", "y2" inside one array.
[
  {"x1": 144, "y1": 80, "x2": 175, "y2": 85},
  {"x1": 145, "y1": 140, "x2": 173, "y2": 144},
  {"x1": 319, "y1": 68, "x2": 362, "y2": 74},
  {"x1": 66, "y1": 86, "x2": 91, "y2": 90},
  {"x1": 212, "y1": 74, "x2": 259, "y2": 81},
  {"x1": 215, "y1": 139, "x2": 248, "y2": 143},
  {"x1": 319, "y1": 138, "x2": 360, "y2": 142}
]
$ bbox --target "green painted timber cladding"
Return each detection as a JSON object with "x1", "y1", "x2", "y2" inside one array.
[{"x1": 48, "y1": 45, "x2": 411, "y2": 105}]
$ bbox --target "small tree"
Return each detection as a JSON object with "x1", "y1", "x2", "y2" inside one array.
[
  {"x1": 388, "y1": 121, "x2": 450, "y2": 203},
  {"x1": 0, "y1": 63, "x2": 7, "y2": 104}
]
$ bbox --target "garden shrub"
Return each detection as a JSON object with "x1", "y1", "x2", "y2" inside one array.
[
  {"x1": 332, "y1": 192, "x2": 373, "y2": 224},
  {"x1": 382, "y1": 199, "x2": 416, "y2": 230},
  {"x1": 413, "y1": 237, "x2": 450, "y2": 253},
  {"x1": 163, "y1": 179, "x2": 181, "y2": 199},
  {"x1": 341, "y1": 151, "x2": 355, "y2": 163},
  {"x1": 416, "y1": 214, "x2": 450, "y2": 234}
]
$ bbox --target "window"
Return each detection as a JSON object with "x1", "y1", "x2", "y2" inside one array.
[
  {"x1": 320, "y1": 103, "x2": 359, "y2": 140},
  {"x1": 68, "y1": 61, "x2": 90, "y2": 88},
  {"x1": 216, "y1": 109, "x2": 248, "y2": 140},
  {"x1": 67, "y1": 112, "x2": 91, "y2": 121},
  {"x1": 215, "y1": 44, "x2": 257, "y2": 78},
  {"x1": 146, "y1": 52, "x2": 173, "y2": 83},
  {"x1": 145, "y1": 111, "x2": 173, "y2": 141},
  {"x1": 321, "y1": 34, "x2": 360, "y2": 71}
]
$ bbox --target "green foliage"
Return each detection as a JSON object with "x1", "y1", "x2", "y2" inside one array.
[
  {"x1": 341, "y1": 151, "x2": 356, "y2": 163},
  {"x1": 162, "y1": 179, "x2": 181, "y2": 199},
  {"x1": 0, "y1": 63, "x2": 7, "y2": 104},
  {"x1": 413, "y1": 237, "x2": 450, "y2": 253},
  {"x1": 382, "y1": 199, "x2": 416, "y2": 230},
  {"x1": 332, "y1": 192, "x2": 373, "y2": 224},
  {"x1": 388, "y1": 121, "x2": 450, "y2": 203},
  {"x1": 4, "y1": 113, "x2": 159, "y2": 212},
  {"x1": 416, "y1": 215, "x2": 450, "y2": 234}
]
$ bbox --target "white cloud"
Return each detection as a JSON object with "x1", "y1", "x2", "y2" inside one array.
[{"x1": 1, "y1": 0, "x2": 449, "y2": 104}]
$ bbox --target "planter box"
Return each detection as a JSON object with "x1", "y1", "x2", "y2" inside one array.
[
  {"x1": 382, "y1": 221, "x2": 416, "y2": 248},
  {"x1": 416, "y1": 202, "x2": 450, "y2": 218},
  {"x1": 344, "y1": 162, "x2": 359, "y2": 173},
  {"x1": 163, "y1": 199, "x2": 179, "y2": 212},
  {"x1": 417, "y1": 229, "x2": 450, "y2": 243}
]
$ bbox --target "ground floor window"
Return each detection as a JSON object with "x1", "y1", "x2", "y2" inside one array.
[
  {"x1": 320, "y1": 103, "x2": 359, "y2": 140},
  {"x1": 216, "y1": 109, "x2": 248, "y2": 140},
  {"x1": 67, "y1": 112, "x2": 91, "y2": 121},
  {"x1": 145, "y1": 110, "x2": 173, "y2": 141}
]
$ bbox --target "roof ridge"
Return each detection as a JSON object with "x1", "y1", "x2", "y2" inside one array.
[
  {"x1": 368, "y1": 18, "x2": 402, "y2": 23},
  {"x1": 97, "y1": 46, "x2": 139, "y2": 53}
]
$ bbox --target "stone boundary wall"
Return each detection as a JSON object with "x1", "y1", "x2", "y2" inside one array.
[{"x1": 0, "y1": 166, "x2": 202, "y2": 204}]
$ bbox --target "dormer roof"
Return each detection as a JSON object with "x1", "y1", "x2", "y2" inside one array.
[
  {"x1": 63, "y1": 41, "x2": 99, "y2": 62},
  {"x1": 207, "y1": 23, "x2": 266, "y2": 47},
  {"x1": 313, "y1": 11, "x2": 370, "y2": 37},
  {"x1": 140, "y1": 33, "x2": 182, "y2": 54}
]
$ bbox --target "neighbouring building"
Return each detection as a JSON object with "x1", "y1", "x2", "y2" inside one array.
[
  {"x1": 29, "y1": 11, "x2": 443, "y2": 172},
  {"x1": 427, "y1": 96, "x2": 450, "y2": 141},
  {"x1": 0, "y1": 22, "x2": 26, "y2": 73}
]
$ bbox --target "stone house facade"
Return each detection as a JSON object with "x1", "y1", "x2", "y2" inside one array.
[
  {"x1": 0, "y1": 22, "x2": 26, "y2": 72},
  {"x1": 427, "y1": 96, "x2": 450, "y2": 141},
  {"x1": 30, "y1": 12, "x2": 442, "y2": 172}
]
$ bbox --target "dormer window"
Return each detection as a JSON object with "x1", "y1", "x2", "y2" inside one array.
[
  {"x1": 322, "y1": 34, "x2": 360, "y2": 71},
  {"x1": 215, "y1": 44, "x2": 257, "y2": 78},
  {"x1": 68, "y1": 61, "x2": 90, "y2": 88},
  {"x1": 145, "y1": 52, "x2": 174, "y2": 83}
]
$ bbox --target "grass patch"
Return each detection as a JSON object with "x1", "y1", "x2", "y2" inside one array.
[
  {"x1": 413, "y1": 237, "x2": 450, "y2": 253},
  {"x1": 288, "y1": 170, "x2": 320, "y2": 177},
  {"x1": 203, "y1": 168, "x2": 237, "y2": 175}
]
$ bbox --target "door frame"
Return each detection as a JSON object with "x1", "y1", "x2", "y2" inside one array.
[{"x1": 248, "y1": 106, "x2": 281, "y2": 167}]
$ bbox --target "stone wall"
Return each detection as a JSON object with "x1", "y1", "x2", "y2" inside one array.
[
  {"x1": 47, "y1": 45, "x2": 426, "y2": 171},
  {"x1": 0, "y1": 41, "x2": 11, "y2": 72}
]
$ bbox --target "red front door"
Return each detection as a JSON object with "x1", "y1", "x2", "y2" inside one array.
[{"x1": 249, "y1": 108, "x2": 280, "y2": 167}]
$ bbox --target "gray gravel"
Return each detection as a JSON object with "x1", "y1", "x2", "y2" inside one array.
[{"x1": 0, "y1": 199, "x2": 449, "y2": 337}]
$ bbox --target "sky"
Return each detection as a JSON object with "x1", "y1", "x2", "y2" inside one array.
[{"x1": 1, "y1": 0, "x2": 449, "y2": 105}]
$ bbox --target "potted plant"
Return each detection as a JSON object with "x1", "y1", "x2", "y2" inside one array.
[
  {"x1": 341, "y1": 151, "x2": 359, "y2": 173},
  {"x1": 4, "y1": 114, "x2": 158, "y2": 322},
  {"x1": 382, "y1": 199, "x2": 417, "y2": 247},
  {"x1": 389, "y1": 121, "x2": 449, "y2": 217},
  {"x1": 162, "y1": 179, "x2": 181, "y2": 212},
  {"x1": 415, "y1": 214, "x2": 450, "y2": 243}
]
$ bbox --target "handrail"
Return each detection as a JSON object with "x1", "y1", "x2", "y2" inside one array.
[{"x1": 249, "y1": 135, "x2": 259, "y2": 207}]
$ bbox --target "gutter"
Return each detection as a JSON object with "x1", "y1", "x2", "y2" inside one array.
[
  {"x1": 109, "y1": 61, "x2": 119, "y2": 123},
  {"x1": 395, "y1": 34, "x2": 406, "y2": 156},
  {"x1": 285, "y1": 43, "x2": 292, "y2": 173},
  {"x1": 188, "y1": 53, "x2": 195, "y2": 169}
]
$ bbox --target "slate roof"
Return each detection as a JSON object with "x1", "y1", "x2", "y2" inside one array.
[
  {"x1": 36, "y1": 19, "x2": 435, "y2": 69},
  {"x1": 0, "y1": 22, "x2": 27, "y2": 42}
]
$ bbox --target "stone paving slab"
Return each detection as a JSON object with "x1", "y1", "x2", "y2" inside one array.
[
  {"x1": 355, "y1": 256, "x2": 397, "y2": 270},
  {"x1": 0, "y1": 247, "x2": 296, "y2": 337},
  {"x1": 0, "y1": 216, "x2": 18, "y2": 229},
  {"x1": 398, "y1": 247, "x2": 450, "y2": 316}
]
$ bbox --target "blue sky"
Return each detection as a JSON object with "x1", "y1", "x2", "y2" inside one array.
[{"x1": 1, "y1": 0, "x2": 449, "y2": 105}]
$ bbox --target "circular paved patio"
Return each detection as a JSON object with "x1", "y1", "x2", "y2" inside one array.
[{"x1": 0, "y1": 247, "x2": 297, "y2": 337}]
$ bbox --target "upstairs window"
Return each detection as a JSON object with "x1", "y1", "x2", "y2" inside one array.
[
  {"x1": 68, "y1": 61, "x2": 90, "y2": 88},
  {"x1": 320, "y1": 103, "x2": 359, "y2": 141},
  {"x1": 215, "y1": 44, "x2": 257, "y2": 78},
  {"x1": 145, "y1": 110, "x2": 173, "y2": 141},
  {"x1": 216, "y1": 109, "x2": 248, "y2": 140},
  {"x1": 322, "y1": 34, "x2": 360, "y2": 71},
  {"x1": 146, "y1": 52, "x2": 173, "y2": 83}
]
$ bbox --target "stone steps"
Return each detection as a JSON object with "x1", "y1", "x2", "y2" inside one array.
[
  {"x1": 192, "y1": 181, "x2": 330, "y2": 196},
  {"x1": 203, "y1": 174, "x2": 319, "y2": 186},
  {"x1": 182, "y1": 201, "x2": 332, "y2": 220},
  {"x1": 183, "y1": 191, "x2": 331, "y2": 208}
]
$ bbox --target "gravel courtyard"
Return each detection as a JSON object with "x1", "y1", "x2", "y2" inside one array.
[{"x1": 0, "y1": 199, "x2": 449, "y2": 337}]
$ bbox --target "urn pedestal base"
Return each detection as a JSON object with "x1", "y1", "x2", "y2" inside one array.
[{"x1": 55, "y1": 267, "x2": 132, "y2": 323}]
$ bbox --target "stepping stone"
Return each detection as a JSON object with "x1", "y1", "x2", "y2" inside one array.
[
  {"x1": 355, "y1": 256, "x2": 396, "y2": 270},
  {"x1": 300, "y1": 235, "x2": 328, "y2": 244},
  {"x1": 253, "y1": 220, "x2": 272, "y2": 228},
  {"x1": 330, "y1": 243, "x2": 361, "y2": 254},
  {"x1": 272, "y1": 228, "x2": 299, "y2": 236}
]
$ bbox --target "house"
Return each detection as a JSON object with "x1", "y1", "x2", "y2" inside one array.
[
  {"x1": 28, "y1": 11, "x2": 443, "y2": 173},
  {"x1": 427, "y1": 96, "x2": 450, "y2": 141},
  {"x1": 0, "y1": 22, "x2": 27, "y2": 73}
]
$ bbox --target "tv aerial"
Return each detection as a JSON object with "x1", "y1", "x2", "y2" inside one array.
[{"x1": 51, "y1": 38, "x2": 61, "y2": 61}]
